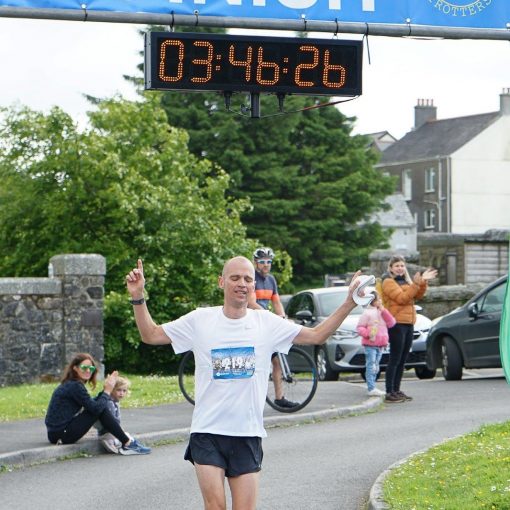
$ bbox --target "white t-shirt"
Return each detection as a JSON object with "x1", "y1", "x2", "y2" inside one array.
[{"x1": 162, "y1": 307, "x2": 302, "y2": 438}]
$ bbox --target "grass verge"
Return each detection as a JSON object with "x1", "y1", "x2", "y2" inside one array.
[
  {"x1": 0, "y1": 374, "x2": 185, "y2": 422},
  {"x1": 383, "y1": 420, "x2": 510, "y2": 510}
]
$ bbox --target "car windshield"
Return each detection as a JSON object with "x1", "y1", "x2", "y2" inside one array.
[{"x1": 318, "y1": 290, "x2": 364, "y2": 316}]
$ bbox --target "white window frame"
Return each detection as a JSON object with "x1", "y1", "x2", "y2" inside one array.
[
  {"x1": 425, "y1": 167, "x2": 436, "y2": 192},
  {"x1": 424, "y1": 208, "x2": 436, "y2": 229},
  {"x1": 402, "y1": 169, "x2": 412, "y2": 200}
]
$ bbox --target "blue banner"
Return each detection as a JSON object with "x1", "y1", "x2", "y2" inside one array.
[{"x1": 1, "y1": 0, "x2": 509, "y2": 29}]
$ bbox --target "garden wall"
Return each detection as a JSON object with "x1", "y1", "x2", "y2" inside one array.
[{"x1": 0, "y1": 254, "x2": 105, "y2": 386}]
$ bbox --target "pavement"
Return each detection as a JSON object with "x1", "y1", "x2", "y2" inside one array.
[{"x1": 0, "y1": 379, "x2": 386, "y2": 507}]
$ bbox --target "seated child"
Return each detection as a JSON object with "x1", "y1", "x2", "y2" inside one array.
[{"x1": 95, "y1": 375, "x2": 150, "y2": 455}]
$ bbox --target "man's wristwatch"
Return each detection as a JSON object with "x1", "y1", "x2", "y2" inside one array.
[{"x1": 130, "y1": 297, "x2": 145, "y2": 305}]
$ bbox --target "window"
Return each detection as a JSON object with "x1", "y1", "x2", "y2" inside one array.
[
  {"x1": 318, "y1": 290, "x2": 349, "y2": 315},
  {"x1": 425, "y1": 167, "x2": 436, "y2": 192},
  {"x1": 424, "y1": 209, "x2": 436, "y2": 229},
  {"x1": 287, "y1": 294, "x2": 315, "y2": 318},
  {"x1": 402, "y1": 169, "x2": 412, "y2": 200},
  {"x1": 480, "y1": 283, "x2": 505, "y2": 314}
]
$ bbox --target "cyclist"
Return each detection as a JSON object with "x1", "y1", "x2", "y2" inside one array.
[
  {"x1": 249, "y1": 246, "x2": 297, "y2": 409},
  {"x1": 126, "y1": 256, "x2": 361, "y2": 510}
]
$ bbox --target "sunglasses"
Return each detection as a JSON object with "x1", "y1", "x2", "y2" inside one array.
[
  {"x1": 256, "y1": 259, "x2": 272, "y2": 265},
  {"x1": 78, "y1": 364, "x2": 96, "y2": 373}
]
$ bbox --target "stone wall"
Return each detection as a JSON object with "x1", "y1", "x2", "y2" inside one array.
[
  {"x1": 0, "y1": 254, "x2": 105, "y2": 386},
  {"x1": 416, "y1": 284, "x2": 481, "y2": 320}
]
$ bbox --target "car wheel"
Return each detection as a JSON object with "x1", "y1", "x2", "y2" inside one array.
[
  {"x1": 441, "y1": 337, "x2": 463, "y2": 381},
  {"x1": 414, "y1": 366, "x2": 437, "y2": 379},
  {"x1": 315, "y1": 346, "x2": 339, "y2": 381}
]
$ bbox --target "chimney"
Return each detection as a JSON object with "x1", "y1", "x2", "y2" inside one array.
[
  {"x1": 414, "y1": 98, "x2": 437, "y2": 129},
  {"x1": 500, "y1": 88, "x2": 510, "y2": 115}
]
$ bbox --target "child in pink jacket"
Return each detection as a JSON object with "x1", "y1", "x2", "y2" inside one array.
[{"x1": 357, "y1": 292, "x2": 396, "y2": 396}]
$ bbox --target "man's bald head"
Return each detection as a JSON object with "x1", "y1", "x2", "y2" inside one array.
[{"x1": 222, "y1": 256, "x2": 254, "y2": 278}]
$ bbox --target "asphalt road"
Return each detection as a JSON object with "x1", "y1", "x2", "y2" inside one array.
[{"x1": 2, "y1": 371, "x2": 509, "y2": 510}]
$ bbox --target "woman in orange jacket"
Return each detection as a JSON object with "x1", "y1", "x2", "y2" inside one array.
[{"x1": 381, "y1": 255, "x2": 437, "y2": 403}]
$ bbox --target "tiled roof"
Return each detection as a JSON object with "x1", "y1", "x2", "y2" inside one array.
[
  {"x1": 373, "y1": 193, "x2": 415, "y2": 228},
  {"x1": 365, "y1": 131, "x2": 397, "y2": 152},
  {"x1": 378, "y1": 112, "x2": 500, "y2": 164}
]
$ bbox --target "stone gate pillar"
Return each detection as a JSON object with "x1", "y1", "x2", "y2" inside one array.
[{"x1": 50, "y1": 254, "x2": 106, "y2": 367}]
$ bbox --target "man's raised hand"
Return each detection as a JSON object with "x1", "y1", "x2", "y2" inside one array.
[
  {"x1": 126, "y1": 259, "x2": 145, "y2": 298},
  {"x1": 347, "y1": 270, "x2": 363, "y2": 304}
]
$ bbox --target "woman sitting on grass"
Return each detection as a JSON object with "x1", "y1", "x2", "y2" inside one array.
[{"x1": 44, "y1": 352, "x2": 150, "y2": 455}]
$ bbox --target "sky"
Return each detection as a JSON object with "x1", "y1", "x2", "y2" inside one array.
[{"x1": 0, "y1": 17, "x2": 509, "y2": 139}]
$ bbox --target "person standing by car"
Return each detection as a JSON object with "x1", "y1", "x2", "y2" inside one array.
[
  {"x1": 356, "y1": 291, "x2": 396, "y2": 397},
  {"x1": 248, "y1": 247, "x2": 297, "y2": 409},
  {"x1": 381, "y1": 255, "x2": 437, "y2": 403}
]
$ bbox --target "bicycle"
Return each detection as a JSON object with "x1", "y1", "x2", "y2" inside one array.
[{"x1": 178, "y1": 346, "x2": 318, "y2": 413}]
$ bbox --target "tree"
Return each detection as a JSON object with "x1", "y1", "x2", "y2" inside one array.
[
  {"x1": 158, "y1": 88, "x2": 394, "y2": 285},
  {"x1": 130, "y1": 26, "x2": 393, "y2": 285},
  {"x1": 0, "y1": 94, "x2": 255, "y2": 372}
]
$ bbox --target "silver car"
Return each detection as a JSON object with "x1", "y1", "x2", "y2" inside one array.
[{"x1": 286, "y1": 286, "x2": 436, "y2": 381}]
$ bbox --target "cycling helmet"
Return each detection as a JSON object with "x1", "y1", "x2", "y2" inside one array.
[{"x1": 253, "y1": 247, "x2": 275, "y2": 260}]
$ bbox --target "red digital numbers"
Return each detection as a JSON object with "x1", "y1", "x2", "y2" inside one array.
[
  {"x1": 149, "y1": 33, "x2": 361, "y2": 96},
  {"x1": 191, "y1": 41, "x2": 214, "y2": 83},
  {"x1": 323, "y1": 50, "x2": 346, "y2": 88},
  {"x1": 256, "y1": 47, "x2": 280, "y2": 85},
  {"x1": 229, "y1": 45, "x2": 253, "y2": 82},
  {"x1": 159, "y1": 39, "x2": 184, "y2": 82},
  {"x1": 295, "y1": 45, "x2": 319, "y2": 87},
  {"x1": 228, "y1": 44, "x2": 346, "y2": 88}
]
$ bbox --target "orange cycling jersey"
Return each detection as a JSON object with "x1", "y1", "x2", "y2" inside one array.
[{"x1": 254, "y1": 272, "x2": 279, "y2": 310}]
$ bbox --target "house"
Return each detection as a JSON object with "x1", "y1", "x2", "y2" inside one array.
[
  {"x1": 365, "y1": 130, "x2": 397, "y2": 153},
  {"x1": 376, "y1": 89, "x2": 510, "y2": 234},
  {"x1": 372, "y1": 193, "x2": 417, "y2": 252}
]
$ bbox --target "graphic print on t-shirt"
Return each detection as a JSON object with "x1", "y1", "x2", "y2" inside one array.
[{"x1": 211, "y1": 346, "x2": 255, "y2": 379}]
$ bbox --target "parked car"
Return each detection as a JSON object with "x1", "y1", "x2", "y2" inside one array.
[
  {"x1": 426, "y1": 275, "x2": 508, "y2": 380},
  {"x1": 279, "y1": 294, "x2": 293, "y2": 313},
  {"x1": 286, "y1": 286, "x2": 435, "y2": 381}
]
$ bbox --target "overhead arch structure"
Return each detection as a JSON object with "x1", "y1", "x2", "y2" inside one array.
[{"x1": 1, "y1": 0, "x2": 510, "y2": 40}]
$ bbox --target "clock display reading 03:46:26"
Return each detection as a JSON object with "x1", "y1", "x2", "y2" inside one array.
[{"x1": 145, "y1": 32, "x2": 362, "y2": 96}]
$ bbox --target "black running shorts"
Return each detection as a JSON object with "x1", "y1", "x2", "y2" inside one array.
[{"x1": 184, "y1": 432, "x2": 263, "y2": 477}]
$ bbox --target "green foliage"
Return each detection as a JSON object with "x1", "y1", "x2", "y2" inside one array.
[
  {"x1": 0, "y1": 95, "x2": 254, "y2": 372},
  {"x1": 157, "y1": 89, "x2": 394, "y2": 285},
  {"x1": 126, "y1": 27, "x2": 394, "y2": 286}
]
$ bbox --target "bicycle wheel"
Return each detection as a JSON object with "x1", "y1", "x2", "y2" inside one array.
[
  {"x1": 178, "y1": 351, "x2": 195, "y2": 405},
  {"x1": 266, "y1": 346, "x2": 318, "y2": 413}
]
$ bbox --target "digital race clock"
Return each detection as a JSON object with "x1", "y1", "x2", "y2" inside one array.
[{"x1": 145, "y1": 32, "x2": 362, "y2": 96}]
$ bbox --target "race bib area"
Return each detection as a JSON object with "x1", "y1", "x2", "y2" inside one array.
[{"x1": 211, "y1": 347, "x2": 255, "y2": 379}]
